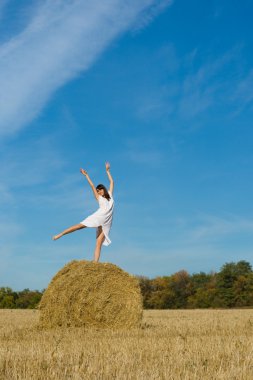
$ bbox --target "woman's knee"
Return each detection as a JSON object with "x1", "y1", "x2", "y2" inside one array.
[{"x1": 76, "y1": 224, "x2": 85, "y2": 230}]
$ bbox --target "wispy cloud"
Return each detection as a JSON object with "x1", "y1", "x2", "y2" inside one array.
[
  {"x1": 178, "y1": 47, "x2": 253, "y2": 119},
  {"x1": 0, "y1": 184, "x2": 13, "y2": 204},
  {"x1": 132, "y1": 0, "x2": 173, "y2": 32},
  {"x1": 231, "y1": 69, "x2": 253, "y2": 112},
  {"x1": 0, "y1": 136, "x2": 63, "y2": 190},
  {"x1": 0, "y1": 0, "x2": 172, "y2": 139},
  {"x1": 178, "y1": 51, "x2": 235, "y2": 118},
  {"x1": 134, "y1": 44, "x2": 253, "y2": 122},
  {"x1": 188, "y1": 213, "x2": 253, "y2": 241},
  {"x1": 0, "y1": 221, "x2": 24, "y2": 241},
  {"x1": 123, "y1": 137, "x2": 164, "y2": 166},
  {"x1": 0, "y1": 0, "x2": 8, "y2": 17}
]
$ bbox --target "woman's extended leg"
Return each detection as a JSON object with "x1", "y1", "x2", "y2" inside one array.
[
  {"x1": 53, "y1": 224, "x2": 86, "y2": 240},
  {"x1": 94, "y1": 227, "x2": 105, "y2": 262}
]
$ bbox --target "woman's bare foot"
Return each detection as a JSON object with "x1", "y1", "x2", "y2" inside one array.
[{"x1": 52, "y1": 233, "x2": 62, "y2": 241}]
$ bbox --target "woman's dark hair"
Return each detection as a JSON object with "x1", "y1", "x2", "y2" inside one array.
[{"x1": 96, "y1": 184, "x2": 111, "y2": 201}]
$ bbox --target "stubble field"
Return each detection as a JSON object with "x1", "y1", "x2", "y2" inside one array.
[{"x1": 0, "y1": 309, "x2": 253, "y2": 379}]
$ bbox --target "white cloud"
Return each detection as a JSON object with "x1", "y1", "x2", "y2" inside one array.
[
  {"x1": 0, "y1": 0, "x2": 172, "y2": 139},
  {"x1": 132, "y1": 0, "x2": 173, "y2": 32}
]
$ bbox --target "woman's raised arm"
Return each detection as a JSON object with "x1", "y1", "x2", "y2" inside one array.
[
  {"x1": 105, "y1": 162, "x2": 114, "y2": 195},
  {"x1": 80, "y1": 168, "x2": 98, "y2": 200}
]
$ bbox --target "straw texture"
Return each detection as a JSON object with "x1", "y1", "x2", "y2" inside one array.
[{"x1": 39, "y1": 260, "x2": 143, "y2": 328}]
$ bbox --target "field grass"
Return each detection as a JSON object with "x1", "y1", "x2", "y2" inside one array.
[{"x1": 0, "y1": 309, "x2": 253, "y2": 379}]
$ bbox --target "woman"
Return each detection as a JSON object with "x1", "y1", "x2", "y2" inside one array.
[{"x1": 53, "y1": 162, "x2": 114, "y2": 262}]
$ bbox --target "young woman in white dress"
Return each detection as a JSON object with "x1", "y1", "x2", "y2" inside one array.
[{"x1": 53, "y1": 162, "x2": 114, "y2": 262}]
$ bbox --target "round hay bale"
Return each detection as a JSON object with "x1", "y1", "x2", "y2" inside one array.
[{"x1": 39, "y1": 260, "x2": 143, "y2": 329}]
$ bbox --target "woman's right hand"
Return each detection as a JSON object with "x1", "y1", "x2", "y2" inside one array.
[{"x1": 80, "y1": 168, "x2": 88, "y2": 177}]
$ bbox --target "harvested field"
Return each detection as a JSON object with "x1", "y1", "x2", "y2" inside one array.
[{"x1": 0, "y1": 309, "x2": 253, "y2": 379}]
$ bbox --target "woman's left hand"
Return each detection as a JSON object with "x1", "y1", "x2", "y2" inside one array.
[{"x1": 105, "y1": 162, "x2": 110, "y2": 171}]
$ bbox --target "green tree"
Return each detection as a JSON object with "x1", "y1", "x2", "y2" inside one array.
[
  {"x1": 190, "y1": 272, "x2": 213, "y2": 292},
  {"x1": 137, "y1": 276, "x2": 152, "y2": 308},
  {"x1": 0, "y1": 287, "x2": 17, "y2": 308},
  {"x1": 187, "y1": 272, "x2": 219, "y2": 308},
  {"x1": 216, "y1": 261, "x2": 253, "y2": 307},
  {"x1": 15, "y1": 289, "x2": 42, "y2": 309}
]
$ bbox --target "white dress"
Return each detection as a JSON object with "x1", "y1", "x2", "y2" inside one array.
[{"x1": 80, "y1": 191, "x2": 114, "y2": 246}]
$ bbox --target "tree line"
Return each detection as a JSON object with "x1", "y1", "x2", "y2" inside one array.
[
  {"x1": 1, "y1": 260, "x2": 253, "y2": 309},
  {"x1": 138, "y1": 260, "x2": 253, "y2": 309},
  {"x1": 0, "y1": 288, "x2": 43, "y2": 309}
]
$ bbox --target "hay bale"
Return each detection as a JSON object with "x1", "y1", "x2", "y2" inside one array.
[{"x1": 39, "y1": 260, "x2": 143, "y2": 329}]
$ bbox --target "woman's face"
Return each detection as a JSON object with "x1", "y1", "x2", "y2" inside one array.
[{"x1": 97, "y1": 188, "x2": 105, "y2": 196}]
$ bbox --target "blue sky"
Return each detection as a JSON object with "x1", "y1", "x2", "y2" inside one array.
[{"x1": 1, "y1": 0, "x2": 253, "y2": 290}]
